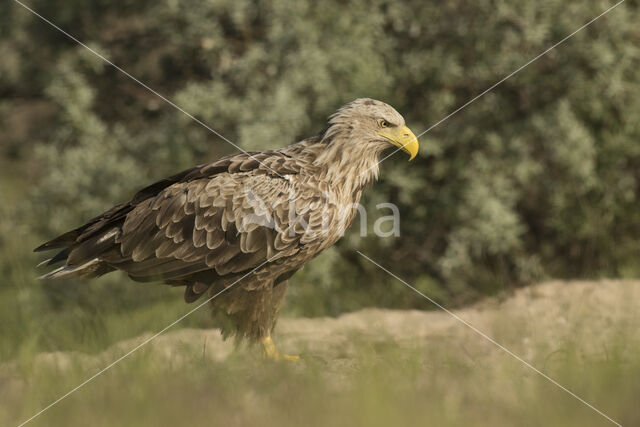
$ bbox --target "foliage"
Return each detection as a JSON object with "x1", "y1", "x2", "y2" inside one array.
[{"x1": 0, "y1": 0, "x2": 639, "y2": 354}]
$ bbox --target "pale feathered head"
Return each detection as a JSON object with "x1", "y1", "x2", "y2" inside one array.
[{"x1": 321, "y1": 98, "x2": 419, "y2": 160}]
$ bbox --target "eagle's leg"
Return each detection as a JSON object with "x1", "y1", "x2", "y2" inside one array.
[
  {"x1": 260, "y1": 335, "x2": 300, "y2": 361},
  {"x1": 258, "y1": 279, "x2": 299, "y2": 361}
]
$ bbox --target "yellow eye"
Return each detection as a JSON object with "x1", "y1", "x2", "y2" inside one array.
[{"x1": 379, "y1": 119, "x2": 390, "y2": 128}]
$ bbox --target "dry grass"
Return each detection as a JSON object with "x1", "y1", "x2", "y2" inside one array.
[{"x1": 2, "y1": 280, "x2": 639, "y2": 426}]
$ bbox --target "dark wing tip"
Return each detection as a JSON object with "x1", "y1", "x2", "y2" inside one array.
[
  {"x1": 34, "y1": 240, "x2": 69, "y2": 253},
  {"x1": 34, "y1": 242, "x2": 55, "y2": 253},
  {"x1": 33, "y1": 229, "x2": 81, "y2": 252}
]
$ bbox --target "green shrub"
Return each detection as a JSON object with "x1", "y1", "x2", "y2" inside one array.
[{"x1": 0, "y1": 0, "x2": 638, "y2": 351}]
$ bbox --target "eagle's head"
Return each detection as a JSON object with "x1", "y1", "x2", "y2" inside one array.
[{"x1": 323, "y1": 98, "x2": 419, "y2": 161}]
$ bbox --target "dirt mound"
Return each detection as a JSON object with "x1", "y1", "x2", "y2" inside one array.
[
  {"x1": 11, "y1": 279, "x2": 639, "y2": 371},
  {"x1": 4, "y1": 279, "x2": 640, "y2": 427}
]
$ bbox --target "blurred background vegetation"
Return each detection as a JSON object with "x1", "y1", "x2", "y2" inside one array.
[{"x1": 0, "y1": 0, "x2": 639, "y2": 361}]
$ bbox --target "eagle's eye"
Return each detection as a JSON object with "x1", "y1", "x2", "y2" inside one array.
[{"x1": 378, "y1": 119, "x2": 391, "y2": 128}]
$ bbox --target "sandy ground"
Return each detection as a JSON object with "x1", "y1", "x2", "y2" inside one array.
[
  {"x1": 8, "y1": 279, "x2": 639, "y2": 373},
  {"x1": 2, "y1": 279, "x2": 640, "y2": 427}
]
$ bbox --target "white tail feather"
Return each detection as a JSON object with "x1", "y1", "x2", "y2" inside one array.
[{"x1": 38, "y1": 259, "x2": 101, "y2": 280}]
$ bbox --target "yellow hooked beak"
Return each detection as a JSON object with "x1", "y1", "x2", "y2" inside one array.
[{"x1": 378, "y1": 125, "x2": 419, "y2": 161}]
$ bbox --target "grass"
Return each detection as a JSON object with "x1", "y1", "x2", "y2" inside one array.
[{"x1": 2, "y1": 281, "x2": 639, "y2": 427}]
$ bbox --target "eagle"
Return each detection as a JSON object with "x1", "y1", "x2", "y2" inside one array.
[{"x1": 35, "y1": 98, "x2": 419, "y2": 360}]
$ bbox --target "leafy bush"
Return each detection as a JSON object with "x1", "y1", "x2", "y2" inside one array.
[{"x1": 0, "y1": 0, "x2": 638, "y2": 350}]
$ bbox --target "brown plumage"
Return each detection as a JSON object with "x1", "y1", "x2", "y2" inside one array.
[{"x1": 35, "y1": 98, "x2": 418, "y2": 356}]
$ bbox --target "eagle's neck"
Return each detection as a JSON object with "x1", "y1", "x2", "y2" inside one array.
[
  {"x1": 321, "y1": 145, "x2": 381, "y2": 195},
  {"x1": 305, "y1": 133, "x2": 383, "y2": 199}
]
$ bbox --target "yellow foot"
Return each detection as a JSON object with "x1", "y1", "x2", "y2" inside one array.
[{"x1": 260, "y1": 336, "x2": 300, "y2": 362}]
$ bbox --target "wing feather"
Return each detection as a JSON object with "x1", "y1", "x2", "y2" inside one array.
[
  {"x1": 113, "y1": 170, "x2": 313, "y2": 281},
  {"x1": 36, "y1": 147, "x2": 328, "y2": 286}
]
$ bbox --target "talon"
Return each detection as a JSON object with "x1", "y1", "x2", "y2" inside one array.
[
  {"x1": 260, "y1": 336, "x2": 300, "y2": 362},
  {"x1": 281, "y1": 353, "x2": 301, "y2": 362}
]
